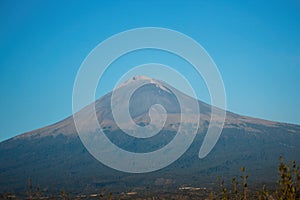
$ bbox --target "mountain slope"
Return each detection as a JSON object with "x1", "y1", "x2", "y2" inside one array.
[{"x1": 0, "y1": 76, "x2": 300, "y2": 194}]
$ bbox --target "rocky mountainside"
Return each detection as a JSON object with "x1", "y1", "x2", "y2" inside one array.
[{"x1": 0, "y1": 76, "x2": 300, "y2": 194}]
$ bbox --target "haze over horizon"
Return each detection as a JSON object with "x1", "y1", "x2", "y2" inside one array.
[{"x1": 0, "y1": 0, "x2": 300, "y2": 141}]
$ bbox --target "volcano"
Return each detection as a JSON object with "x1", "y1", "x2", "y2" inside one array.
[{"x1": 0, "y1": 76, "x2": 300, "y2": 194}]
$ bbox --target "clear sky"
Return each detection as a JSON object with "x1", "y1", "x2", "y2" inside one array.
[{"x1": 0, "y1": 0, "x2": 300, "y2": 141}]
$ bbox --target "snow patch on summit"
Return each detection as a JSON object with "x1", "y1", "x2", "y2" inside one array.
[
  {"x1": 116, "y1": 76, "x2": 172, "y2": 94},
  {"x1": 150, "y1": 79, "x2": 172, "y2": 94}
]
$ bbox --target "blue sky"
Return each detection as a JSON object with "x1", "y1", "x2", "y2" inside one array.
[{"x1": 0, "y1": 0, "x2": 300, "y2": 141}]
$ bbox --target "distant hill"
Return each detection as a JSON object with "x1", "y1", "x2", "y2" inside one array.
[{"x1": 1, "y1": 76, "x2": 300, "y2": 194}]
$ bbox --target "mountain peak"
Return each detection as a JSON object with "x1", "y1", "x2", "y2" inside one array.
[
  {"x1": 115, "y1": 75, "x2": 169, "y2": 92},
  {"x1": 121, "y1": 75, "x2": 156, "y2": 84},
  {"x1": 131, "y1": 75, "x2": 153, "y2": 81}
]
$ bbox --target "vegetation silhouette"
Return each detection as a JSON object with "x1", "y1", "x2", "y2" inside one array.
[{"x1": 1, "y1": 156, "x2": 299, "y2": 199}]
